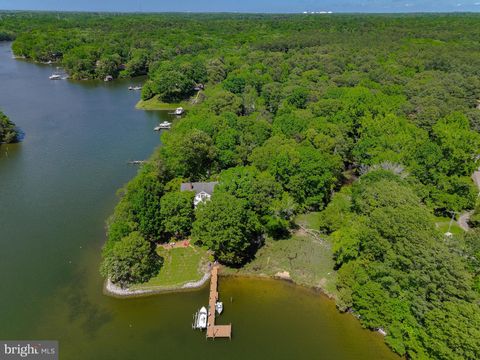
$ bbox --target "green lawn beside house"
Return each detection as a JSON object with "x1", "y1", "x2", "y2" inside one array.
[
  {"x1": 135, "y1": 95, "x2": 193, "y2": 111},
  {"x1": 131, "y1": 246, "x2": 210, "y2": 290}
]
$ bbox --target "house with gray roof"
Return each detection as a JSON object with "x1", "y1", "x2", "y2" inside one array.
[{"x1": 180, "y1": 181, "x2": 218, "y2": 207}]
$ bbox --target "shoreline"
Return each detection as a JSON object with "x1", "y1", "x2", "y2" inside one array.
[
  {"x1": 103, "y1": 268, "x2": 388, "y2": 338},
  {"x1": 222, "y1": 270, "x2": 337, "y2": 300},
  {"x1": 136, "y1": 95, "x2": 196, "y2": 111},
  {"x1": 104, "y1": 265, "x2": 335, "y2": 300},
  {"x1": 104, "y1": 270, "x2": 211, "y2": 298}
]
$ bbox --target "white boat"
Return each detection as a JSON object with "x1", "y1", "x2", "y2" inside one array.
[
  {"x1": 133, "y1": 86, "x2": 142, "y2": 91},
  {"x1": 128, "y1": 86, "x2": 133, "y2": 90},
  {"x1": 49, "y1": 74, "x2": 62, "y2": 80},
  {"x1": 215, "y1": 301, "x2": 223, "y2": 315},
  {"x1": 171, "y1": 107, "x2": 184, "y2": 115},
  {"x1": 196, "y1": 306, "x2": 208, "y2": 329},
  {"x1": 154, "y1": 121, "x2": 172, "y2": 131}
]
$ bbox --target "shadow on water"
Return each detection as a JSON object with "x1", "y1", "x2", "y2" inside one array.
[{"x1": 62, "y1": 269, "x2": 113, "y2": 338}]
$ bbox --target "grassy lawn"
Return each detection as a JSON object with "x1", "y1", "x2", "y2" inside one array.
[
  {"x1": 131, "y1": 246, "x2": 210, "y2": 290},
  {"x1": 135, "y1": 95, "x2": 193, "y2": 111},
  {"x1": 225, "y1": 212, "x2": 337, "y2": 296},
  {"x1": 434, "y1": 216, "x2": 464, "y2": 236},
  {"x1": 295, "y1": 212, "x2": 323, "y2": 230}
]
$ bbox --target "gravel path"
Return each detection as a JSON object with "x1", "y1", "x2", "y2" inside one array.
[
  {"x1": 458, "y1": 211, "x2": 473, "y2": 232},
  {"x1": 472, "y1": 170, "x2": 480, "y2": 190}
]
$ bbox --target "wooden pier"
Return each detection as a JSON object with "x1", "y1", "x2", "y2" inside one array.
[{"x1": 206, "y1": 266, "x2": 232, "y2": 339}]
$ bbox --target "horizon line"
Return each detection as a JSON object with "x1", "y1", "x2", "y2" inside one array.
[{"x1": 1, "y1": 9, "x2": 480, "y2": 15}]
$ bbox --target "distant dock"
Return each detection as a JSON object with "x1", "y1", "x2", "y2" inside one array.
[{"x1": 206, "y1": 266, "x2": 232, "y2": 339}]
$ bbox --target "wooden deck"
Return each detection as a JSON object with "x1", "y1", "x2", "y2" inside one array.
[{"x1": 206, "y1": 266, "x2": 232, "y2": 339}]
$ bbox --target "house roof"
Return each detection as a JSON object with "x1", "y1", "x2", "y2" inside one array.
[{"x1": 180, "y1": 181, "x2": 218, "y2": 196}]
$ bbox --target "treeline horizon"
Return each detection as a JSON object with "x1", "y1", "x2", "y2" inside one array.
[{"x1": 2, "y1": 9, "x2": 480, "y2": 14}]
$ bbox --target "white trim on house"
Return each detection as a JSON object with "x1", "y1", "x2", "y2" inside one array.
[{"x1": 194, "y1": 191, "x2": 212, "y2": 207}]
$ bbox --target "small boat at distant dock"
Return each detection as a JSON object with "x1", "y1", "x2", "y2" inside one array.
[
  {"x1": 154, "y1": 121, "x2": 172, "y2": 131},
  {"x1": 169, "y1": 107, "x2": 184, "y2": 116},
  {"x1": 128, "y1": 86, "x2": 142, "y2": 91},
  {"x1": 215, "y1": 302, "x2": 223, "y2": 315},
  {"x1": 49, "y1": 74, "x2": 62, "y2": 80}
]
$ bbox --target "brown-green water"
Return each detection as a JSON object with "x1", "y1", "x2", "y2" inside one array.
[{"x1": 0, "y1": 42, "x2": 398, "y2": 360}]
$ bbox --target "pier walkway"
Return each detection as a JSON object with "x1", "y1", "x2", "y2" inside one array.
[{"x1": 206, "y1": 266, "x2": 232, "y2": 339}]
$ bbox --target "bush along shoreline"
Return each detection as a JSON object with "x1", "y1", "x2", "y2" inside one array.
[{"x1": 0, "y1": 110, "x2": 19, "y2": 144}]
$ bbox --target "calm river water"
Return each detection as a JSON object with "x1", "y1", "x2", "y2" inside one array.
[{"x1": 0, "y1": 42, "x2": 398, "y2": 360}]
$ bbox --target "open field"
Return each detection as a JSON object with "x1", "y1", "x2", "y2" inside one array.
[
  {"x1": 434, "y1": 216, "x2": 465, "y2": 236},
  {"x1": 225, "y1": 212, "x2": 337, "y2": 296},
  {"x1": 136, "y1": 95, "x2": 193, "y2": 111}
]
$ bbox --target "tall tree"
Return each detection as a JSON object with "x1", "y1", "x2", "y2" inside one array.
[
  {"x1": 192, "y1": 192, "x2": 261, "y2": 266},
  {"x1": 160, "y1": 191, "x2": 195, "y2": 240},
  {"x1": 101, "y1": 232, "x2": 162, "y2": 288}
]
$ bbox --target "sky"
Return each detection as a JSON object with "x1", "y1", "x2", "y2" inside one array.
[{"x1": 1, "y1": 0, "x2": 480, "y2": 13}]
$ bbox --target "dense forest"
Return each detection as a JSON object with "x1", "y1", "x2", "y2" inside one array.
[
  {"x1": 0, "y1": 109, "x2": 18, "y2": 144},
  {"x1": 3, "y1": 12, "x2": 480, "y2": 359}
]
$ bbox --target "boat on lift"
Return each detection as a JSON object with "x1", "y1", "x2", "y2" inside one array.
[
  {"x1": 195, "y1": 307, "x2": 208, "y2": 330},
  {"x1": 215, "y1": 301, "x2": 223, "y2": 315},
  {"x1": 154, "y1": 121, "x2": 172, "y2": 131}
]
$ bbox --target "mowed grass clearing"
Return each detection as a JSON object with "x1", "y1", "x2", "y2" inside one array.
[
  {"x1": 434, "y1": 216, "x2": 465, "y2": 236},
  {"x1": 131, "y1": 246, "x2": 210, "y2": 290},
  {"x1": 225, "y1": 212, "x2": 337, "y2": 296},
  {"x1": 135, "y1": 95, "x2": 192, "y2": 111}
]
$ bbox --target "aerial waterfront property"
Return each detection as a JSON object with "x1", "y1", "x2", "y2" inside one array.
[{"x1": 1, "y1": 2, "x2": 480, "y2": 359}]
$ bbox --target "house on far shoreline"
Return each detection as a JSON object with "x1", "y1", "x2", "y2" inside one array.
[{"x1": 180, "y1": 181, "x2": 218, "y2": 207}]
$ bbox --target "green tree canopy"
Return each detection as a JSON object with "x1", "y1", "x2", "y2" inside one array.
[
  {"x1": 192, "y1": 192, "x2": 261, "y2": 266},
  {"x1": 101, "y1": 231, "x2": 162, "y2": 288},
  {"x1": 160, "y1": 191, "x2": 195, "y2": 240},
  {"x1": 0, "y1": 110, "x2": 18, "y2": 144}
]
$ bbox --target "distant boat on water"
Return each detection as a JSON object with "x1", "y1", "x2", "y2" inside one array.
[
  {"x1": 154, "y1": 121, "x2": 172, "y2": 131},
  {"x1": 49, "y1": 74, "x2": 62, "y2": 80},
  {"x1": 169, "y1": 107, "x2": 184, "y2": 116},
  {"x1": 128, "y1": 86, "x2": 142, "y2": 91}
]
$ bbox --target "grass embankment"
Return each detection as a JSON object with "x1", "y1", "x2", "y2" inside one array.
[
  {"x1": 434, "y1": 215, "x2": 465, "y2": 235},
  {"x1": 131, "y1": 246, "x2": 210, "y2": 290},
  {"x1": 224, "y1": 212, "x2": 337, "y2": 297},
  {"x1": 135, "y1": 95, "x2": 193, "y2": 111}
]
